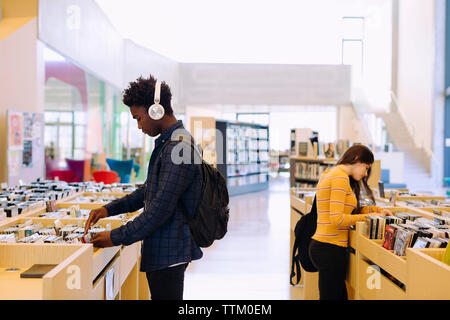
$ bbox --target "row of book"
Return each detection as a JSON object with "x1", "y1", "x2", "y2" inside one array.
[
  {"x1": 364, "y1": 212, "x2": 450, "y2": 256},
  {"x1": 0, "y1": 179, "x2": 140, "y2": 221},
  {"x1": 0, "y1": 219, "x2": 108, "y2": 244},
  {"x1": 404, "y1": 199, "x2": 450, "y2": 209},
  {"x1": 294, "y1": 162, "x2": 332, "y2": 181}
]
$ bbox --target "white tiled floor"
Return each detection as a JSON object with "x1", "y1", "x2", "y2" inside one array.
[{"x1": 184, "y1": 175, "x2": 292, "y2": 300}]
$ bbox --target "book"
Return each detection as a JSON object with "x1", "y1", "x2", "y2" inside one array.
[
  {"x1": 378, "y1": 217, "x2": 386, "y2": 240},
  {"x1": 372, "y1": 216, "x2": 379, "y2": 239},
  {"x1": 20, "y1": 264, "x2": 57, "y2": 278},
  {"x1": 368, "y1": 216, "x2": 376, "y2": 239},
  {"x1": 393, "y1": 228, "x2": 412, "y2": 256},
  {"x1": 378, "y1": 181, "x2": 385, "y2": 198},
  {"x1": 45, "y1": 200, "x2": 57, "y2": 213},
  {"x1": 382, "y1": 224, "x2": 397, "y2": 250},
  {"x1": 412, "y1": 237, "x2": 429, "y2": 248}
]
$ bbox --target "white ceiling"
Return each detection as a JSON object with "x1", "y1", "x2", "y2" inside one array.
[{"x1": 94, "y1": 0, "x2": 391, "y2": 64}]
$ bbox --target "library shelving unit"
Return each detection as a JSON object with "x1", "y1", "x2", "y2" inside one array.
[
  {"x1": 0, "y1": 190, "x2": 150, "y2": 300},
  {"x1": 289, "y1": 157, "x2": 337, "y2": 188},
  {"x1": 290, "y1": 157, "x2": 381, "y2": 189},
  {"x1": 216, "y1": 121, "x2": 270, "y2": 196},
  {"x1": 289, "y1": 188, "x2": 450, "y2": 300}
]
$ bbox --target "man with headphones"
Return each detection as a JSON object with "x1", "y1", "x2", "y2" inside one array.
[{"x1": 84, "y1": 75, "x2": 203, "y2": 300}]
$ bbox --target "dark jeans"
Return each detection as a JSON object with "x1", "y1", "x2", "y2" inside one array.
[
  {"x1": 146, "y1": 263, "x2": 188, "y2": 300},
  {"x1": 308, "y1": 239, "x2": 349, "y2": 300}
]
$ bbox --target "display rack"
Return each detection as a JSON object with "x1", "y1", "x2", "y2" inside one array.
[
  {"x1": 0, "y1": 189, "x2": 150, "y2": 300},
  {"x1": 216, "y1": 121, "x2": 269, "y2": 196},
  {"x1": 289, "y1": 188, "x2": 450, "y2": 300}
]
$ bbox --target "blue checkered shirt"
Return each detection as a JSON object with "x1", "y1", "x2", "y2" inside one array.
[{"x1": 104, "y1": 121, "x2": 203, "y2": 272}]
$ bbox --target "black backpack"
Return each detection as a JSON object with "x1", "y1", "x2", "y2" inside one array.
[
  {"x1": 160, "y1": 137, "x2": 230, "y2": 248},
  {"x1": 290, "y1": 195, "x2": 318, "y2": 285}
]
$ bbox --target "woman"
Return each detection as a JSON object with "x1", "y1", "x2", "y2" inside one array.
[{"x1": 308, "y1": 144, "x2": 392, "y2": 300}]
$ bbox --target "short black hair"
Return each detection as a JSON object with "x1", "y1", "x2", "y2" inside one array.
[{"x1": 122, "y1": 75, "x2": 173, "y2": 115}]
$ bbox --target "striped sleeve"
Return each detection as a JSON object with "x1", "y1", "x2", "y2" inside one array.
[
  {"x1": 360, "y1": 206, "x2": 382, "y2": 214},
  {"x1": 329, "y1": 176, "x2": 366, "y2": 226}
]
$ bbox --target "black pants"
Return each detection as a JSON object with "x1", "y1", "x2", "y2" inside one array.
[
  {"x1": 309, "y1": 239, "x2": 349, "y2": 300},
  {"x1": 146, "y1": 263, "x2": 188, "y2": 300}
]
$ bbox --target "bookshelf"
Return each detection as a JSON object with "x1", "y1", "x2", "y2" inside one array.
[
  {"x1": 289, "y1": 157, "x2": 337, "y2": 188},
  {"x1": 216, "y1": 121, "x2": 270, "y2": 196}
]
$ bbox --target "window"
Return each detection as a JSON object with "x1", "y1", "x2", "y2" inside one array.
[{"x1": 45, "y1": 111, "x2": 86, "y2": 160}]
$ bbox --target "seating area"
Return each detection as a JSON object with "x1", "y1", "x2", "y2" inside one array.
[
  {"x1": 47, "y1": 157, "x2": 141, "y2": 184},
  {"x1": 92, "y1": 170, "x2": 121, "y2": 184},
  {"x1": 106, "y1": 158, "x2": 139, "y2": 184}
]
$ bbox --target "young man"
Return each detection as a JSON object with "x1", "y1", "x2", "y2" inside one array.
[{"x1": 84, "y1": 75, "x2": 203, "y2": 300}]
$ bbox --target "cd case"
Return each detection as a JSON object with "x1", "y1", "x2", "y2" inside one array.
[{"x1": 20, "y1": 264, "x2": 57, "y2": 278}]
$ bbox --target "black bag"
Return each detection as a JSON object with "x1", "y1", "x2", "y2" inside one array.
[
  {"x1": 160, "y1": 137, "x2": 230, "y2": 248},
  {"x1": 290, "y1": 195, "x2": 318, "y2": 286}
]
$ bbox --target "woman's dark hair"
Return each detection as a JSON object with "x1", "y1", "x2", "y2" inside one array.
[
  {"x1": 337, "y1": 144, "x2": 375, "y2": 214},
  {"x1": 122, "y1": 75, "x2": 173, "y2": 116}
]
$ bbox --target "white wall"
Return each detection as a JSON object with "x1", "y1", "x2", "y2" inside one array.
[
  {"x1": 359, "y1": 0, "x2": 392, "y2": 113},
  {"x1": 38, "y1": 0, "x2": 124, "y2": 88},
  {"x1": 396, "y1": 0, "x2": 435, "y2": 155},
  {"x1": 123, "y1": 40, "x2": 180, "y2": 105},
  {"x1": 374, "y1": 152, "x2": 404, "y2": 183},
  {"x1": 0, "y1": 18, "x2": 45, "y2": 184},
  {"x1": 180, "y1": 63, "x2": 351, "y2": 106},
  {"x1": 337, "y1": 105, "x2": 371, "y2": 145}
]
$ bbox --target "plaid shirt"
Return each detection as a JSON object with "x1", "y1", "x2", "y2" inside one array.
[{"x1": 104, "y1": 121, "x2": 203, "y2": 272}]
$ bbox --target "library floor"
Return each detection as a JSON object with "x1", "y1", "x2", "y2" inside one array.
[{"x1": 184, "y1": 174, "x2": 298, "y2": 300}]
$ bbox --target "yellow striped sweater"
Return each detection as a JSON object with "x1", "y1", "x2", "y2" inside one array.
[{"x1": 311, "y1": 166, "x2": 382, "y2": 247}]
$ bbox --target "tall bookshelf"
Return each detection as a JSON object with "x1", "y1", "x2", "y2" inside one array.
[{"x1": 216, "y1": 121, "x2": 269, "y2": 196}]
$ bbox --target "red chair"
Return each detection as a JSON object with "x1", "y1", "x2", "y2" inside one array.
[
  {"x1": 50, "y1": 170, "x2": 75, "y2": 183},
  {"x1": 92, "y1": 170, "x2": 121, "y2": 184}
]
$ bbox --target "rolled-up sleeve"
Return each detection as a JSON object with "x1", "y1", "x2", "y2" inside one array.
[{"x1": 110, "y1": 144, "x2": 195, "y2": 246}]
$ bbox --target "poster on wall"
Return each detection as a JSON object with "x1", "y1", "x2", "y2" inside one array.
[
  {"x1": 22, "y1": 140, "x2": 33, "y2": 168},
  {"x1": 23, "y1": 112, "x2": 34, "y2": 139},
  {"x1": 8, "y1": 113, "x2": 23, "y2": 149},
  {"x1": 7, "y1": 110, "x2": 44, "y2": 185},
  {"x1": 31, "y1": 113, "x2": 43, "y2": 149}
]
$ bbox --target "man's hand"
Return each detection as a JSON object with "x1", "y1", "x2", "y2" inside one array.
[
  {"x1": 84, "y1": 207, "x2": 108, "y2": 236},
  {"x1": 92, "y1": 231, "x2": 114, "y2": 248}
]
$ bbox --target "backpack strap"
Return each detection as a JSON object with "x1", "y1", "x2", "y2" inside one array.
[
  {"x1": 157, "y1": 135, "x2": 203, "y2": 224},
  {"x1": 290, "y1": 239, "x2": 301, "y2": 285},
  {"x1": 159, "y1": 134, "x2": 203, "y2": 160}
]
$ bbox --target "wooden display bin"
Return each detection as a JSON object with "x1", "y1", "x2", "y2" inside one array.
[
  {"x1": 407, "y1": 248, "x2": 450, "y2": 300},
  {"x1": 0, "y1": 217, "x2": 122, "y2": 281},
  {"x1": 354, "y1": 221, "x2": 450, "y2": 300},
  {"x1": 0, "y1": 192, "x2": 85, "y2": 228},
  {"x1": 0, "y1": 189, "x2": 151, "y2": 300},
  {"x1": 357, "y1": 258, "x2": 407, "y2": 300},
  {"x1": 0, "y1": 243, "x2": 93, "y2": 299}
]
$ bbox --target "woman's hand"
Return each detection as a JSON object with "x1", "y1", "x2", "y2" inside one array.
[
  {"x1": 370, "y1": 209, "x2": 393, "y2": 216},
  {"x1": 379, "y1": 209, "x2": 393, "y2": 216}
]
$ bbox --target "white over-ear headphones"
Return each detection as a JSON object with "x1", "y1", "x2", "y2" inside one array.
[{"x1": 148, "y1": 80, "x2": 165, "y2": 120}]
